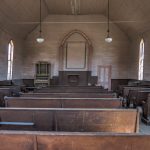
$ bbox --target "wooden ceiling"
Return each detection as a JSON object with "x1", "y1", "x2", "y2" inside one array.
[
  {"x1": 0, "y1": 0, "x2": 149, "y2": 39},
  {"x1": 0, "y1": 0, "x2": 48, "y2": 38},
  {"x1": 44, "y1": 0, "x2": 107, "y2": 15}
]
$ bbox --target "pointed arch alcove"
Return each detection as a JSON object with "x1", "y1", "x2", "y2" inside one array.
[
  {"x1": 58, "y1": 30, "x2": 95, "y2": 86},
  {"x1": 59, "y1": 29, "x2": 93, "y2": 71}
]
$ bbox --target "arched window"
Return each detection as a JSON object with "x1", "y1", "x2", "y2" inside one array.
[
  {"x1": 138, "y1": 39, "x2": 144, "y2": 80},
  {"x1": 7, "y1": 40, "x2": 14, "y2": 80}
]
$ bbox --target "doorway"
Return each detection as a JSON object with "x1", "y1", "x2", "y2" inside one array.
[{"x1": 97, "y1": 65, "x2": 111, "y2": 90}]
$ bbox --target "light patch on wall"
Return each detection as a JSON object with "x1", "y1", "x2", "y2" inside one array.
[
  {"x1": 7, "y1": 40, "x2": 14, "y2": 80},
  {"x1": 138, "y1": 39, "x2": 144, "y2": 80},
  {"x1": 66, "y1": 42, "x2": 86, "y2": 69}
]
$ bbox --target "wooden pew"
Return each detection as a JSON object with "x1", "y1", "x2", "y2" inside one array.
[
  {"x1": 142, "y1": 94, "x2": 150, "y2": 125},
  {"x1": 133, "y1": 91, "x2": 150, "y2": 107},
  {"x1": 4, "y1": 97, "x2": 122, "y2": 108},
  {"x1": 0, "y1": 108, "x2": 139, "y2": 133},
  {"x1": 20, "y1": 92, "x2": 117, "y2": 98},
  {"x1": 0, "y1": 88, "x2": 12, "y2": 107},
  {"x1": 123, "y1": 90, "x2": 150, "y2": 125},
  {"x1": 0, "y1": 86, "x2": 22, "y2": 106},
  {"x1": 0, "y1": 88, "x2": 11, "y2": 96},
  {"x1": 0, "y1": 86, "x2": 21, "y2": 96},
  {"x1": 0, "y1": 131, "x2": 149, "y2": 150},
  {"x1": 123, "y1": 86, "x2": 150, "y2": 98},
  {"x1": 0, "y1": 80, "x2": 12, "y2": 86},
  {"x1": 127, "y1": 90, "x2": 150, "y2": 107},
  {"x1": 33, "y1": 86, "x2": 108, "y2": 93}
]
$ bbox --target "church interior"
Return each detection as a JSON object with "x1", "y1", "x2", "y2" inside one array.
[{"x1": 0, "y1": 0, "x2": 150, "y2": 149}]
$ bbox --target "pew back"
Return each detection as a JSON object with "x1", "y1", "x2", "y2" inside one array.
[
  {"x1": 20, "y1": 93, "x2": 117, "y2": 98},
  {"x1": 34, "y1": 86, "x2": 107, "y2": 93},
  {"x1": 0, "y1": 108, "x2": 139, "y2": 133},
  {"x1": 127, "y1": 90, "x2": 150, "y2": 107},
  {"x1": 0, "y1": 131, "x2": 149, "y2": 150},
  {"x1": 142, "y1": 94, "x2": 150, "y2": 124},
  {"x1": 4, "y1": 97, "x2": 122, "y2": 108},
  {"x1": 0, "y1": 88, "x2": 11, "y2": 96},
  {"x1": 123, "y1": 86, "x2": 150, "y2": 97}
]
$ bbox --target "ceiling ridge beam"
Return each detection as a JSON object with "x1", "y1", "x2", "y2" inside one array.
[{"x1": 43, "y1": 0, "x2": 51, "y2": 14}]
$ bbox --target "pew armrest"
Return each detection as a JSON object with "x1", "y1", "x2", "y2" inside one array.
[{"x1": 0, "y1": 122, "x2": 35, "y2": 126}]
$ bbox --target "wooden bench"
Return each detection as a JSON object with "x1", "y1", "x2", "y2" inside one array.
[
  {"x1": 0, "y1": 131, "x2": 149, "y2": 150},
  {"x1": 0, "y1": 86, "x2": 22, "y2": 106},
  {"x1": 123, "y1": 86, "x2": 150, "y2": 98},
  {"x1": 0, "y1": 88, "x2": 11, "y2": 96},
  {"x1": 127, "y1": 90, "x2": 150, "y2": 107},
  {"x1": 133, "y1": 91, "x2": 150, "y2": 107},
  {"x1": 33, "y1": 86, "x2": 108, "y2": 93},
  {"x1": 4, "y1": 97, "x2": 122, "y2": 108},
  {"x1": 0, "y1": 86, "x2": 21, "y2": 96},
  {"x1": 0, "y1": 80, "x2": 12, "y2": 86},
  {"x1": 0, "y1": 108, "x2": 139, "y2": 133},
  {"x1": 142, "y1": 94, "x2": 150, "y2": 125},
  {"x1": 20, "y1": 92, "x2": 117, "y2": 98},
  {"x1": 0, "y1": 88, "x2": 12, "y2": 106}
]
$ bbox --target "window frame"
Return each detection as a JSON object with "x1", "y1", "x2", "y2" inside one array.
[
  {"x1": 138, "y1": 39, "x2": 144, "y2": 81},
  {"x1": 7, "y1": 40, "x2": 14, "y2": 80}
]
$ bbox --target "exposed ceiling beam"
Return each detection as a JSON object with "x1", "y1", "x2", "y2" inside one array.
[
  {"x1": 43, "y1": 0, "x2": 50, "y2": 13},
  {"x1": 10, "y1": 20, "x2": 141, "y2": 25}
]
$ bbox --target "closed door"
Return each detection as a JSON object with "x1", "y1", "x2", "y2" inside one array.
[{"x1": 97, "y1": 65, "x2": 111, "y2": 90}]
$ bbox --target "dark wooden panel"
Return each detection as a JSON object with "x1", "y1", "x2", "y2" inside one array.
[
  {"x1": 34, "y1": 86, "x2": 105, "y2": 93},
  {"x1": 0, "y1": 88, "x2": 13, "y2": 106},
  {"x1": 22, "y1": 79, "x2": 34, "y2": 87},
  {"x1": 5, "y1": 97, "x2": 122, "y2": 108},
  {"x1": 0, "y1": 80, "x2": 12, "y2": 86},
  {"x1": 127, "y1": 90, "x2": 150, "y2": 107},
  {"x1": 142, "y1": 94, "x2": 150, "y2": 125},
  {"x1": 123, "y1": 87, "x2": 150, "y2": 97},
  {"x1": 20, "y1": 93, "x2": 116, "y2": 98},
  {"x1": 63, "y1": 98, "x2": 121, "y2": 108},
  {"x1": 5, "y1": 97, "x2": 61, "y2": 108},
  {"x1": 0, "y1": 88, "x2": 11, "y2": 96},
  {"x1": 111, "y1": 79, "x2": 129, "y2": 92},
  {"x1": 59, "y1": 71, "x2": 97, "y2": 86}
]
